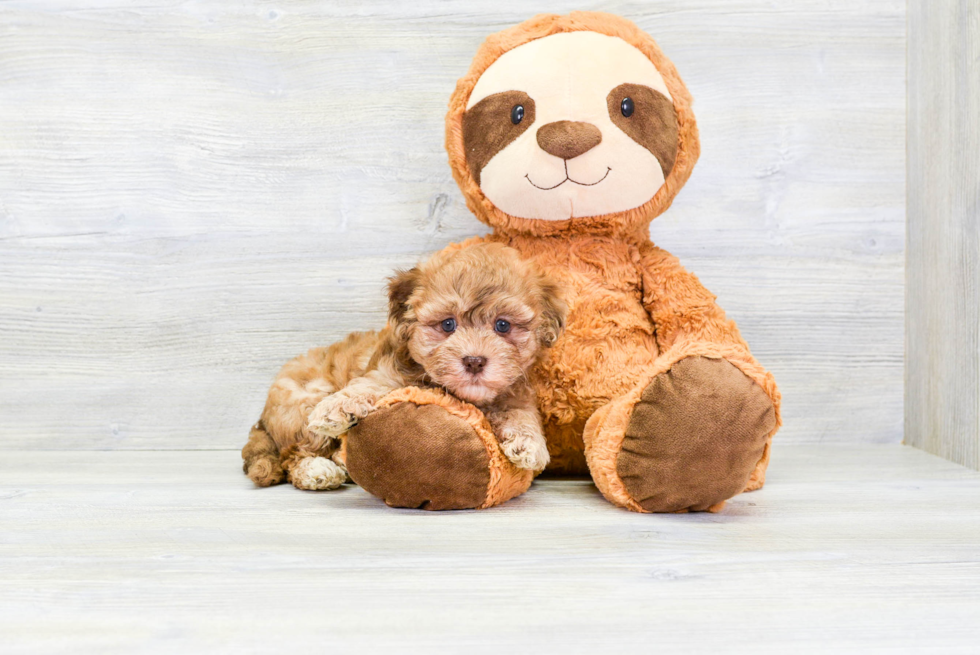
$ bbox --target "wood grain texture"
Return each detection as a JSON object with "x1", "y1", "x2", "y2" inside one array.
[
  {"x1": 0, "y1": 1, "x2": 905, "y2": 449},
  {"x1": 0, "y1": 445, "x2": 979, "y2": 653},
  {"x1": 906, "y1": 1, "x2": 980, "y2": 470}
]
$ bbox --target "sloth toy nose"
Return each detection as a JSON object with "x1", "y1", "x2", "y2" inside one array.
[
  {"x1": 462, "y1": 356, "x2": 487, "y2": 374},
  {"x1": 536, "y1": 120, "x2": 602, "y2": 160}
]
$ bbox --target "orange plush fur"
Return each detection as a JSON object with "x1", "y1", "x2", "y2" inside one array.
[{"x1": 437, "y1": 12, "x2": 782, "y2": 509}]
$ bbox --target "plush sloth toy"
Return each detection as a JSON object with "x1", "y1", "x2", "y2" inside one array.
[{"x1": 343, "y1": 11, "x2": 781, "y2": 513}]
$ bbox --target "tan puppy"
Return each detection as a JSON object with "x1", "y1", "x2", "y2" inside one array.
[{"x1": 242, "y1": 243, "x2": 567, "y2": 491}]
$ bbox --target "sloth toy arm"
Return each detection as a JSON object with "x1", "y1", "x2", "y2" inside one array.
[{"x1": 636, "y1": 241, "x2": 750, "y2": 354}]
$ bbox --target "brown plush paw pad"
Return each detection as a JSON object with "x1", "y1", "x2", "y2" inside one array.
[
  {"x1": 618, "y1": 357, "x2": 776, "y2": 512},
  {"x1": 345, "y1": 402, "x2": 491, "y2": 510}
]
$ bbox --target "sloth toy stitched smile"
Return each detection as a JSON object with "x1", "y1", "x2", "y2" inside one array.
[{"x1": 340, "y1": 12, "x2": 782, "y2": 512}]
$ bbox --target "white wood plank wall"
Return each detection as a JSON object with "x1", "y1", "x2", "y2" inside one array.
[
  {"x1": 0, "y1": 1, "x2": 906, "y2": 450},
  {"x1": 906, "y1": 0, "x2": 980, "y2": 470}
]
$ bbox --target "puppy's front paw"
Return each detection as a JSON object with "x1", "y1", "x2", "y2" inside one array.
[
  {"x1": 501, "y1": 429, "x2": 550, "y2": 473},
  {"x1": 307, "y1": 395, "x2": 358, "y2": 440},
  {"x1": 290, "y1": 456, "x2": 348, "y2": 491},
  {"x1": 338, "y1": 392, "x2": 380, "y2": 420}
]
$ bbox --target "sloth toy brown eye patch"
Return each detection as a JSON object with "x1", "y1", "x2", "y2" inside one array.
[
  {"x1": 463, "y1": 90, "x2": 536, "y2": 185},
  {"x1": 606, "y1": 82, "x2": 679, "y2": 178}
]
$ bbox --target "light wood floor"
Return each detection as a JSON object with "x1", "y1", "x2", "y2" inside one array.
[{"x1": 2, "y1": 444, "x2": 978, "y2": 654}]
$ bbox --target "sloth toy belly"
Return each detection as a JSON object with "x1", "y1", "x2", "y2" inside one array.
[{"x1": 493, "y1": 234, "x2": 660, "y2": 474}]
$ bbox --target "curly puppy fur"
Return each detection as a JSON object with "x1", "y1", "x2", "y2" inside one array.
[{"x1": 242, "y1": 243, "x2": 567, "y2": 490}]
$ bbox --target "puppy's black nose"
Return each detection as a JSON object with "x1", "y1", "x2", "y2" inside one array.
[{"x1": 463, "y1": 356, "x2": 487, "y2": 374}]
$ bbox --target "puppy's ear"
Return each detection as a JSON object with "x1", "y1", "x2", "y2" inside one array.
[
  {"x1": 536, "y1": 276, "x2": 568, "y2": 348},
  {"x1": 387, "y1": 266, "x2": 422, "y2": 323}
]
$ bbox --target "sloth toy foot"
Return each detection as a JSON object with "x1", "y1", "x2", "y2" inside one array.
[
  {"x1": 584, "y1": 356, "x2": 777, "y2": 513},
  {"x1": 344, "y1": 388, "x2": 532, "y2": 510}
]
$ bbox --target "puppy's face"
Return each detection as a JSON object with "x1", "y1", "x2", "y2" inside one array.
[{"x1": 388, "y1": 244, "x2": 565, "y2": 405}]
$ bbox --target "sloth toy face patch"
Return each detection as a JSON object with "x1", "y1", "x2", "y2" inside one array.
[{"x1": 462, "y1": 31, "x2": 679, "y2": 221}]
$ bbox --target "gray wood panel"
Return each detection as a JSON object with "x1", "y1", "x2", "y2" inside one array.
[
  {"x1": 906, "y1": 0, "x2": 980, "y2": 470},
  {"x1": 1, "y1": 445, "x2": 979, "y2": 653},
  {"x1": 0, "y1": 1, "x2": 906, "y2": 449}
]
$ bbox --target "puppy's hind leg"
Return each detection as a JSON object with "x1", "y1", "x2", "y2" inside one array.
[
  {"x1": 281, "y1": 442, "x2": 348, "y2": 491},
  {"x1": 242, "y1": 422, "x2": 286, "y2": 487}
]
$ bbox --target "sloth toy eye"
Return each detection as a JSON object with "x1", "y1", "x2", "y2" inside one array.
[
  {"x1": 621, "y1": 97, "x2": 635, "y2": 118},
  {"x1": 494, "y1": 319, "x2": 511, "y2": 334},
  {"x1": 510, "y1": 104, "x2": 524, "y2": 124},
  {"x1": 441, "y1": 318, "x2": 457, "y2": 333}
]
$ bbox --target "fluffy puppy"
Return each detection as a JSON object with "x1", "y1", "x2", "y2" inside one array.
[{"x1": 242, "y1": 243, "x2": 567, "y2": 491}]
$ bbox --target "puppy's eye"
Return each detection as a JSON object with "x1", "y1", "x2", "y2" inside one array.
[
  {"x1": 621, "y1": 97, "x2": 634, "y2": 118},
  {"x1": 441, "y1": 318, "x2": 457, "y2": 333},
  {"x1": 494, "y1": 319, "x2": 511, "y2": 334},
  {"x1": 510, "y1": 104, "x2": 524, "y2": 125}
]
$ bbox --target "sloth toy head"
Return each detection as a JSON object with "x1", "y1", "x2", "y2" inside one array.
[{"x1": 447, "y1": 12, "x2": 700, "y2": 238}]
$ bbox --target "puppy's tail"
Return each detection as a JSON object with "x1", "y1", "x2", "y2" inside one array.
[{"x1": 242, "y1": 421, "x2": 285, "y2": 487}]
